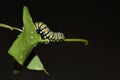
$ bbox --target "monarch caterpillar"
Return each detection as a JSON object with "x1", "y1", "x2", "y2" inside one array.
[{"x1": 34, "y1": 22, "x2": 65, "y2": 42}]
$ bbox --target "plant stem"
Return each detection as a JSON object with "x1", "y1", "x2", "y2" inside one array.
[
  {"x1": 64, "y1": 38, "x2": 88, "y2": 45},
  {"x1": 0, "y1": 23, "x2": 23, "y2": 32},
  {"x1": 40, "y1": 39, "x2": 50, "y2": 44},
  {"x1": 40, "y1": 38, "x2": 88, "y2": 45},
  {"x1": 0, "y1": 23, "x2": 88, "y2": 45}
]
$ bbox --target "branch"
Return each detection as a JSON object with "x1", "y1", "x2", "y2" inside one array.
[
  {"x1": 64, "y1": 38, "x2": 88, "y2": 45},
  {"x1": 40, "y1": 38, "x2": 88, "y2": 45},
  {"x1": 0, "y1": 23, "x2": 23, "y2": 32},
  {"x1": 40, "y1": 39, "x2": 50, "y2": 44}
]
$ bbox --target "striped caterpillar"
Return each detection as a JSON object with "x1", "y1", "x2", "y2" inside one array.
[{"x1": 34, "y1": 22, "x2": 65, "y2": 42}]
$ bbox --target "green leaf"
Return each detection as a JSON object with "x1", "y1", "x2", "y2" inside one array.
[
  {"x1": 13, "y1": 69, "x2": 21, "y2": 75},
  {"x1": 8, "y1": 6, "x2": 41, "y2": 65},
  {"x1": 27, "y1": 55, "x2": 44, "y2": 70},
  {"x1": 27, "y1": 55, "x2": 49, "y2": 75}
]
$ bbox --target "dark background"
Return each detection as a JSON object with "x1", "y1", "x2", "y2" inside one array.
[{"x1": 0, "y1": 0, "x2": 119, "y2": 80}]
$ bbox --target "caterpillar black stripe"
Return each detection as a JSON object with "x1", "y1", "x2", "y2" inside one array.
[{"x1": 34, "y1": 22, "x2": 65, "y2": 42}]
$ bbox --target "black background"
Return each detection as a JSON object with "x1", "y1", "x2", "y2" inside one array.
[{"x1": 0, "y1": 0, "x2": 119, "y2": 80}]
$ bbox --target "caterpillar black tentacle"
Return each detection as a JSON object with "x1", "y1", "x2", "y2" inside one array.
[{"x1": 34, "y1": 22, "x2": 65, "y2": 42}]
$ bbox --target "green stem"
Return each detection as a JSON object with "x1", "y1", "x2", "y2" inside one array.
[
  {"x1": 64, "y1": 38, "x2": 88, "y2": 45},
  {"x1": 0, "y1": 23, "x2": 88, "y2": 45},
  {"x1": 40, "y1": 38, "x2": 88, "y2": 45},
  {"x1": 0, "y1": 23, "x2": 23, "y2": 32},
  {"x1": 40, "y1": 39, "x2": 50, "y2": 44}
]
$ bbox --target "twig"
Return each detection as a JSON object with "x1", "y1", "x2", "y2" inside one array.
[
  {"x1": 0, "y1": 23, "x2": 88, "y2": 45},
  {"x1": 64, "y1": 38, "x2": 88, "y2": 45},
  {"x1": 0, "y1": 23, "x2": 23, "y2": 32}
]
